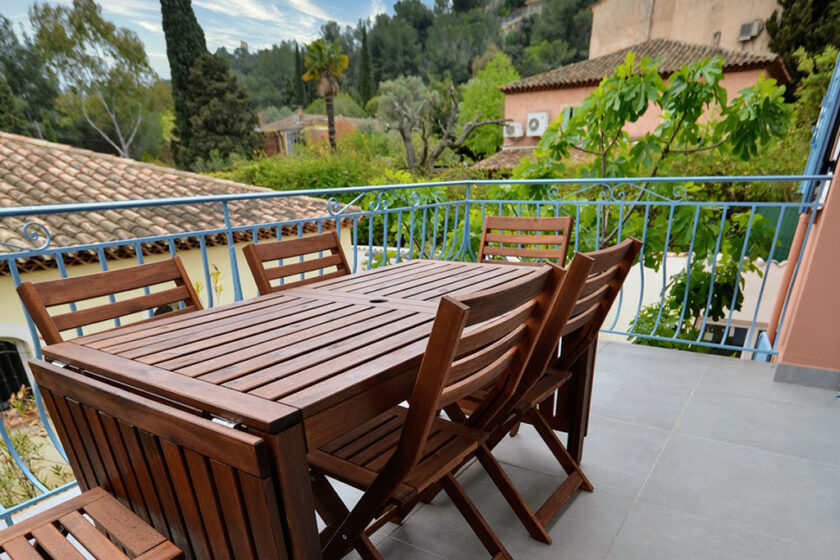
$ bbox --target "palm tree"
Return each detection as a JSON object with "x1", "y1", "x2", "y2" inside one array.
[{"x1": 302, "y1": 39, "x2": 349, "y2": 151}]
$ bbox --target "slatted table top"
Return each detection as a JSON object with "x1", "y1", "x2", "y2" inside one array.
[{"x1": 43, "y1": 260, "x2": 542, "y2": 444}]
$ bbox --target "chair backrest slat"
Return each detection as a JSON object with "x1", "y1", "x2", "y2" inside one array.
[
  {"x1": 478, "y1": 215, "x2": 573, "y2": 266},
  {"x1": 31, "y1": 360, "x2": 288, "y2": 560},
  {"x1": 557, "y1": 238, "x2": 643, "y2": 366},
  {"x1": 243, "y1": 231, "x2": 350, "y2": 295},
  {"x1": 17, "y1": 257, "x2": 201, "y2": 345}
]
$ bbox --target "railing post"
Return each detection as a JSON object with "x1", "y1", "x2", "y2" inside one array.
[{"x1": 221, "y1": 201, "x2": 244, "y2": 302}]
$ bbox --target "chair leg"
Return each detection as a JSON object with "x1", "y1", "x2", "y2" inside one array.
[
  {"x1": 525, "y1": 408, "x2": 593, "y2": 526},
  {"x1": 509, "y1": 422, "x2": 520, "y2": 437},
  {"x1": 439, "y1": 473, "x2": 513, "y2": 560},
  {"x1": 310, "y1": 472, "x2": 383, "y2": 560},
  {"x1": 475, "y1": 444, "x2": 551, "y2": 544}
]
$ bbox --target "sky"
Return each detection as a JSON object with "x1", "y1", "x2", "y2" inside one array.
[{"x1": 0, "y1": 0, "x2": 428, "y2": 78}]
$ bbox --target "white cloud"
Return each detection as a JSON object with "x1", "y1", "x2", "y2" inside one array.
[
  {"x1": 370, "y1": 0, "x2": 385, "y2": 18},
  {"x1": 285, "y1": 0, "x2": 337, "y2": 22},
  {"x1": 100, "y1": 0, "x2": 159, "y2": 18},
  {"x1": 136, "y1": 20, "x2": 163, "y2": 33}
]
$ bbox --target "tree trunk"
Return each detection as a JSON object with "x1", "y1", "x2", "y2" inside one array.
[
  {"x1": 400, "y1": 125, "x2": 416, "y2": 171},
  {"x1": 325, "y1": 92, "x2": 337, "y2": 151}
]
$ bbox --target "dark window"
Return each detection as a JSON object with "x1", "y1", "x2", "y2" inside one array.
[{"x1": 0, "y1": 341, "x2": 29, "y2": 410}]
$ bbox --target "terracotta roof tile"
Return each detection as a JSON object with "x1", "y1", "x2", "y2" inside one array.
[
  {"x1": 472, "y1": 147, "x2": 537, "y2": 171},
  {"x1": 0, "y1": 132, "x2": 356, "y2": 264},
  {"x1": 500, "y1": 38, "x2": 788, "y2": 93}
]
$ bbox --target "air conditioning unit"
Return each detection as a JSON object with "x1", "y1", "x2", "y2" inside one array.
[
  {"x1": 503, "y1": 122, "x2": 524, "y2": 138},
  {"x1": 738, "y1": 19, "x2": 763, "y2": 42},
  {"x1": 526, "y1": 112, "x2": 549, "y2": 137}
]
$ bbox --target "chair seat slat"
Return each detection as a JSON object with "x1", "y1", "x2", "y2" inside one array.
[
  {"x1": 30, "y1": 524, "x2": 87, "y2": 560},
  {"x1": 58, "y1": 511, "x2": 131, "y2": 560},
  {"x1": 2, "y1": 536, "x2": 45, "y2": 560}
]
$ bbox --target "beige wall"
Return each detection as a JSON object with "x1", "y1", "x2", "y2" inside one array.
[
  {"x1": 776, "y1": 171, "x2": 840, "y2": 372},
  {"x1": 503, "y1": 68, "x2": 770, "y2": 147},
  {"x1": 0, "y1": 229, "x2": 355, "y2": 361},
  {"x1": 590, "y1": 0, "x2": 777, "y2": 58}
]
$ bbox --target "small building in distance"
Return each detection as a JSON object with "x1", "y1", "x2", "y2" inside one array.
[{"x1": 258, "y1": 110, "x2": 376, "y2": 156}]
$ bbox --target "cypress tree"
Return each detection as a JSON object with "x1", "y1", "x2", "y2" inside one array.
[
  {"x1": 160, "y1": 0, "x2": 207, "y2": 166},
  {"x1": 181, "y1": 53, "x2": 261, "y2": 168},
  {"x1": 358, "y1": 25, "x2": 375, "y2": 107},
  {"x1": 294, "y1": 43, "x2": 306, "y2": 106}
]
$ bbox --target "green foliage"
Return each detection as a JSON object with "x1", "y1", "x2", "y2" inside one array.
[
  {"x1": 0, "y1": 76, "x2": 26, "y2": 134},
  {"x1": 217, "y1": 42, "x2": 297, "y2": 111},
  {"x1": 426, "y1": 9, "x2": 500, "y2": 84},
  {"x1": 181, "y1": 53, "x2": 261, "y2": 170},
  {"x1": 1, "y1": 386, "x2": 72, "y2": 508},
  {"x1": 0, "y1": 15, "x2": 58, "y2": 138},
  {"x1": 214, "y1": 130, "x2": 394, "y2": 191},
  {"x1": 458, "y1": 51, "x2": 520, "y2": 158},
  {"x1": 503, "y1": 0, "x2": 593, "y2": 77},
  {"x1": 376, "y1": 76, "x2": 438, "y2": 170},
  {"x1": 30, "y1": 0, "x2": 157, "y2": 158},
  {"x1": 160, "y1": 0, "x2": 207, "y2": 165},
  {"x1": 294, "y1": 43, "x2": 311, "y2": 107},
  {"x1": 766, "y1": 0, "x2": 840, "y2": 86},
  {"x1": 369, "y1": 13, "x2": 423, "y2": 82},
  {"x1": 305, "y1": 93, "x2": 366, "y2": 118},
  {"x1": 792, "y1": 45, "x2": 839, "y2": 127},
  {"x1": 358, "y1": 26, "x2": 375, "y2": 106}
]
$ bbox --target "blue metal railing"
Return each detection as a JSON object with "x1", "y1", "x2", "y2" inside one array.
[
  {"x1": 0, "y1": 173, "x2": 833, "y2": 524},
  {"x1": 1, "y1": 50, "x2": 839, "y2": 525}
]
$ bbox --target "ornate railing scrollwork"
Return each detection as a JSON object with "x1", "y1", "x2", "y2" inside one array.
[
  {"x1": 0, "y1": 221, "x2": 52, "y2": 252},
  {"x1": 550, "y1": 182, "x2": 689, "y2": 203}
]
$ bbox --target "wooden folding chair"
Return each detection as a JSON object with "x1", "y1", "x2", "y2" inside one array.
[
  {"x1": 243, "y1": 231, "x2": 350, "y2": 295},
  {"x1": 31, "y1": 360, "x2": 292, "y2": 560},
  {"x1": 307, "y1": 264, "x2": 567, "y2": 560},
  {"x1": 0, "y1": 487, "x2": 182, "y2": 559},
  {"x1": 477, "y1": 215, "x2": 573, "y2": 266},
  {"x1": 16, "y1": 257, "x2": 202, "y2": 345},
  {"x1": 479, "y1": 237, "x2": 643, "y2": 537}
]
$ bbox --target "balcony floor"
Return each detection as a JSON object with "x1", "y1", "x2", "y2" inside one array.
[{"x1": 335, "y1": 342, "x2": 840, "y2": 560}]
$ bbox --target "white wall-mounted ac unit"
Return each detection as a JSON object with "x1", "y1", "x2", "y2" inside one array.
[
  {"x1": 503, "y1": 122, "x2": 524, "y2": 138},
  {"x1": 738, "y1": 19, "x2": 763, "y2": 42},
  {"x1": 526, "y1": 112, "x2": 549, "y2": 136}
]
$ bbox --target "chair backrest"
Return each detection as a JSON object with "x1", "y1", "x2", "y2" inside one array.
[
  {"x1": 243, "y1": 231, "x2": 350, "y2": 295},
  {"x1": 17, "y1": 257, "x2": 202, "y2": 345},
  {"x1": 556, "y1": 237, "x2": 643, "y2": 369},
  {"x1": 477, "y1": 215, "x2": 573, "y2": 266},
  {"x1": 31, "y1": 360, "x2": 288, "y2": 560},
  {"x1": 389, "y1": 265, "x2": 565, "y2": 479}
]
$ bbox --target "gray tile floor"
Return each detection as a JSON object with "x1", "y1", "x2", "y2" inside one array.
[{"x1": 331, "y1": 342, "x2": 840, "y2": 560}]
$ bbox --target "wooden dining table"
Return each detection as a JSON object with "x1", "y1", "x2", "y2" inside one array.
[{"x1": 39, "y1": 259, "x2": 594, "y2": 559}]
